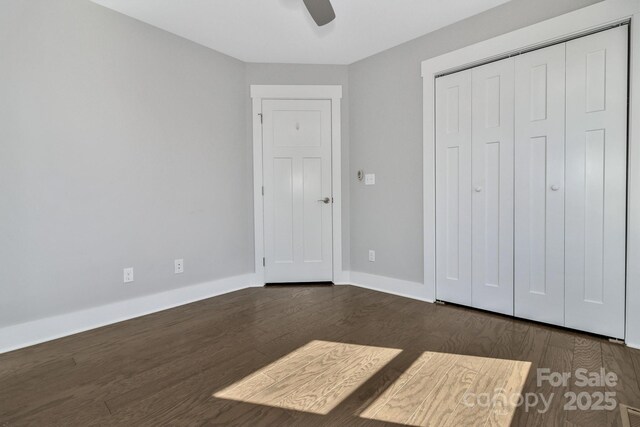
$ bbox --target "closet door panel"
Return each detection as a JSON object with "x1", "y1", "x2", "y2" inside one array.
[
  {"x1": 514, "y1": 43, "x2": 566, "y2": 326},
  {"x1": 435, "y1": 71, "x2": 473, "y2": 306},
  {"x1": 565, "y1": 26, "x2": 628, "y2": 338},
  {"x1": 471, "y1": 58, "x2": 515, "y2": 315}
]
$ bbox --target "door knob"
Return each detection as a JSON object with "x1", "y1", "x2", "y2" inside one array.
[
  {"x1": 317, "y1": 197, "x2": 331, "y2": 204},
  {"x1": 550, "y1": 185, "x2": 560, "y2": 191},
  {"x1": 474, "y1": 186, "x2": 483, "y2": 192}
]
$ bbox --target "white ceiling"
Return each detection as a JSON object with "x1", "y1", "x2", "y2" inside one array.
[{"x1": 92, "y1": 0, "x2": 510, "y2": 64}]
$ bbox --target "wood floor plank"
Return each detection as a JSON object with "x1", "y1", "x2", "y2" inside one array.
[
  {"x1": 1, "y1": 320, "x2": 287, "y2": 422},
  {"x1": 462, "y1": 313, "x2": 512, "y2": 358},
  {"x1": 223, "y1": 342, "x2": 398, "y2": 414},
  {"x1": 107, "y1": 334, "x2": 275, "y2": 402},
  {"x1": 107, "y1": 350, "x2": 272, "y2": 425},
  {"x1": 359, "y1": 352, "x2": 434, "y2": 418},
  {"x1": 0, "y1": 356, "x2": 76, "y2": 398},
  {"x1": 362, "y1": 352, "x2": 466, "y2": 424},
  {"x1": 444, "y1": 358, "x2": 517, "y2": 426},
  {"x1": 2, "y1": 395, "x2": 112, "y2": 426},
  {"x1": 601, "y1": 341, "x2": 640, "y2": 426},
  {"x1": 2, "y1": 285, "x2": 639, "y2": 426},
  {"x1": 567, "y1": 336, "x2": 606, "y2": 427},
  {"x1": 405, "y1": 357, "x2": 485, "y2": 426},
  {"x1": 509, "y1": 325, "x2": 552, "y2": 426},
  {"x1": 490, "y1": 321, "x2": 530, "y2": 361},
  {"x1": 548, "y1": 329, "x2": 577, "y2": 351},
  {"x1": 486, "y1": 358, "x2": 532, "y2": 427},
  {"x1": 524, "y1": 342, "x2": 574, "y2": 427},
  {"x1": 262, "y1": 340, "x2": 339, "y2": 382},
  {"x1": 304, "y1": 346, "x2": 400, "y2": 414},
  {"x1": 630, "y1": 347, "x2": 640, "y2": 392}
]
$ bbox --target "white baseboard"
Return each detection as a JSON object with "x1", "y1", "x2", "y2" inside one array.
[
  {"x1": 7, "y1": 271, "x2": 631, "y2": 351},
  {"x1": 333, "y1": 270, "x2": 351, "y2": 285},
  {"x1": 348, "y1": 271, "x2": 434, "y2": 303},
  {"x1": 0, "y1": 273, "x2": 256, "y2": 354},
  {"x1": 626, "y1": 341, "x2": 640, "y2": 350}
]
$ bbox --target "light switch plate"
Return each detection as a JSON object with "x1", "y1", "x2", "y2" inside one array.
[
  {"x1": 175, "y1": 259, "x2": 184, "y2": 274},
  {"x1": 123, "y1": 267, "x2": 134, "y2": 283},
  {"x1": 369, "y1": 250, "x2": 376, "y2": 262},
  {"x1": 365, "y1": 174, "x2": 375, "y2": 185}
]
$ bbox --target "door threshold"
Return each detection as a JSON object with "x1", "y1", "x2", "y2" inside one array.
[{"x1": 265, "y1": 282, "x2": 334, "y2": 287}]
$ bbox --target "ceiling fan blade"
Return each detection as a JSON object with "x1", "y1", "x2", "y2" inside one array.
[{"x1": 302, "y1": 0, "x2": 335, "y2": 26}]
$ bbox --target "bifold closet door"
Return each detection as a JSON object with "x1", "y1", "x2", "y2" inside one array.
[
  {"x1": 514, "y1": 44, "x2": 566, "y2": 326},
  {"x1": 435, "y1": 70, "x2": 472, "y2": 306},
  {"x1": 471, "y1": 58, "x2": 515, "y2": 315},
  {"x1": 565, "y1": 26, "x2": 628, "y2": 339}
]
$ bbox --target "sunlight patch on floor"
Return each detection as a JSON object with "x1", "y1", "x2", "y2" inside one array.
[
  {"x1": 359, "y1": 351, "x2": 531, "y2": 426},
  {"x1": 213, "y1": 340, "x2": 401, "y2": 415}
]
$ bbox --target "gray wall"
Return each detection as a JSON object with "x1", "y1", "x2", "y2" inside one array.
[
  {"x1": 0, "y1": 0, "x2": 602, "y2": 329},
  {"x1": 245, "y1": 63, "x2": 351, "y2": 271},
  {"x1": 0, "y1": 0, "x2": 252, "y2": 327},
  {"x1": 348, "y1": 0, "x2": 602, "y2": 283}
]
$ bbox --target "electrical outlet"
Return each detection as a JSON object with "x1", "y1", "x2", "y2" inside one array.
[
  {"x1": 369, "y1": 250, "x2": 376, "y2": 262},
  {"x1": 174, "y1": 259, "x2": 184, "y2": 274},
  {"x1": 123, "y1": 267, "x2": 134, "y2": 283}
]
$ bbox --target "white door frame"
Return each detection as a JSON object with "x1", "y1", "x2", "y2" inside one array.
[
  {"x1": 251, "y1": 85, "x2": 343, "y2": 285},
  {"x1": 422, "y1": 0, "x2": 640, "y2": 347}
]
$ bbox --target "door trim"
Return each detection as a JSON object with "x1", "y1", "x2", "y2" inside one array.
[
  {"x1": 421, "y1": 0, "x2": 640, "y2": 346},
  {"x1": 250, "y1": 85, "x2": 344, "y2": 285}
]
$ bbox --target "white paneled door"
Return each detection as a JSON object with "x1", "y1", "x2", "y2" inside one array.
[
  {"x1": 262, "y1": 99, "x2": 333, "y2": 283},
  {"x1": 565, "y1": 26, "x2": 628, "y2": 338},
  {"x1": 514, "y1": 43, "x2": 566, "y2": 326},
  {"x1": 435, "y1": 70, "x2": 473, "y2": 306},
  {"x1": 471, "y1": 58, "x2": 515, "y2": 315}
]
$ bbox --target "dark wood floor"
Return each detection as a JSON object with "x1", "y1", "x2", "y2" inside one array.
[{"x1": 1, "y1": 285, "x2": 640, "y2": 426}]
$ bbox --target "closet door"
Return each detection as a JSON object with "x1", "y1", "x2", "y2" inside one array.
[
  {"x1": 514, "y1": 44, "x2": 566, "y2": 326},
  {"x1": 471, "y1": 58, "x2": 515, "y2": 315},
  {"x1": 565, "y1": 26, "x2": 628, "y2": 338},
  {"x1": 435, "y1": 70, "x2": 472, "y2": 306}
]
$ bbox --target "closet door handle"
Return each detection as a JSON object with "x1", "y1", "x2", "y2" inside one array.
[
  {"x1": 550, "y1": 185, "x2": 560, "y2": 191},
  {"x1": 474, "y1": 186, "x2": 483, "y2": 193}
]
